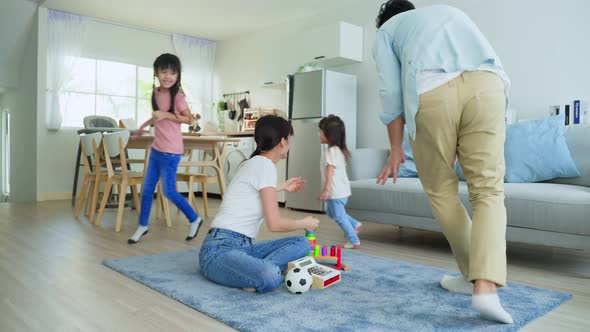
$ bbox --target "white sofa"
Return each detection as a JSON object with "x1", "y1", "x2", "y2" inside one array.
[{"x1": 346, "y1": 125, "x2": 590, "y2": 251}]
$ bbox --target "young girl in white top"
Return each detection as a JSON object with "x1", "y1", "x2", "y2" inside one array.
[
  {"x1": 199, "y1": 115, "x2": 320, "y2": 292},
  {"x1": 319, "y1": 115, "x2": 362, "y2": 249}
]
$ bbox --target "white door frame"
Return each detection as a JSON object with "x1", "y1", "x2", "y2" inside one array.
[{"x1": 0, "y1": 108, "x2": 10, "y2": 202}]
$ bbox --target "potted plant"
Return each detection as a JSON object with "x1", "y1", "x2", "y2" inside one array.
[
  {"x1": 217, "y1": 99, "x2": 228, "y2": 132},
  {"x1": 217, "y1": 100, "x2": 228, "y2": 112}
]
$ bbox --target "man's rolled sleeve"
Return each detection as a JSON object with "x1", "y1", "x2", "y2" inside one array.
[{"x1": 373, "y1": 29, "x2": 404, "y2": 125}]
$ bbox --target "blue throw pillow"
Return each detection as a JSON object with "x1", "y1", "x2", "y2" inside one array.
[
  {"x1": 402, "y1": 129, "x2": 414, "y2": 161},
  {"x1": 398, "y1": 159, "x2": 418, "y2": 177},
  {"x1": 398, "y1": 130, "x2": 418, "y2": 177},
  {"x1": 504, "y1": 114, "x2": 580, "y2": 183},
  {"x1": 454, "y1": 161, "x2": 466, "y2": 181}
]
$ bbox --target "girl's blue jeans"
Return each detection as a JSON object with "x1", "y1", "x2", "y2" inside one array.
[
  {"x1": 139, "y1": 148, "x2": 198, "y2": 226},
  {"x1": 326, "y1": 197, "x2": 361, "y2": 244}
]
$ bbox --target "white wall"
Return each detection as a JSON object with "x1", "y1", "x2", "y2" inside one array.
[
  {"x1": 36, "y1": 7, "x2": 175, "y2": 199},
  {"x1": 0, "y1": 0, "x2": 39, "y2": 201},
  {"x1": 0, "y1": 0, "x2": 38, "y2": 89},
  {"x1": 215, "y1": 0, "x2": 590, "y2": 149},
  {"x1": 31, "y1": 0, "x2": 590, "y2": 197},
  {"x1": 9, "y1": 9, "x2": 38, "y2": 202},
  {"x1": 427, "y1": 0, "x2": 590, "y2": 120}
]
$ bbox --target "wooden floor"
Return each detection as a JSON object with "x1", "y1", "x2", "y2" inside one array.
[{"x1": 0, "y1": 198, "x2": 588, "y2": 332}]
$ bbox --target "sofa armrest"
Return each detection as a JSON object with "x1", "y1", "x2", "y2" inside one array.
[{"x1": 347, "y1": 148, "x2": 390, "y2": 181}]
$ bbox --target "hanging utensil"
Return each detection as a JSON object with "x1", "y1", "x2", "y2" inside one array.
[
  {"x1": 237, "y1": 93, "x2": 250, "y2": 121},
  {"x1": 228, "y1": 97, "x2": 237, "y2": 120}
]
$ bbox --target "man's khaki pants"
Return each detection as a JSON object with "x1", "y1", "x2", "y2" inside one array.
[{"x1": 410, "y1": 71, "x2": 507, "y2": 286}]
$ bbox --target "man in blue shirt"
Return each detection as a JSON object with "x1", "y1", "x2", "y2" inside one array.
[{"x1": 373, "y1": 0, "x2": 512, "y2": 324}]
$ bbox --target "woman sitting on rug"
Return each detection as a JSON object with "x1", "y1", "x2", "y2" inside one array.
[{"x1": 199, "y1": 115, "x2": 320, "y2": 292}]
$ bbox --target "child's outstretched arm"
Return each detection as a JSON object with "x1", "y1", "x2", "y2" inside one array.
[
  {"x1": 135, "y1": 117, "x2": 155, "y2": 136},
  {"x1": 260, "y1": 187, "x2": 319, "y2": 232},
  {"x1": 320, "y1": 165, "x2": 335, "y2": 201}
]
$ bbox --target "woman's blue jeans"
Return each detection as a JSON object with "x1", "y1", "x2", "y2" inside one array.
[{"x1": 199, "y1": 228, "x2": 309, "y2": 292}]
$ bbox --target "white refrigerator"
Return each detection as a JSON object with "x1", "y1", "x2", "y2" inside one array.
[{"x1": 286, "y1": 69, "x2": 357, "y2": 212}]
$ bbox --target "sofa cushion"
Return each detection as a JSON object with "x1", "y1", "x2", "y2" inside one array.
[
  {"x1": 347, "y1": 148, "x2": 389, "y2": 182},
  {"x1": 346, "y1": 143, "x2": 418, "y2": 179},
  {"x1": 348, "y1": 178, "x2": 434, "y2": 218},
  {"x1": 349, "y1": 178, "x2": 590, "y2": 236},
  {"x1": 503, "y1": 183, "x2": 590, "y2": 235}
]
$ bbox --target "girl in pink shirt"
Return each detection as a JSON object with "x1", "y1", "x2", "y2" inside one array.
[{"x1": 129, "y1": 53, "x2": 202, "y2": 244}]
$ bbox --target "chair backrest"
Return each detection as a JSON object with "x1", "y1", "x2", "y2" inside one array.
[
  {"x1": 79, "y1": 132, "x2": 102, "y2": 157},
  {"x1": 103, "y1": 131, "x2": 131, "y2": 157},
  {"x1": 79, "y1": 132, "x2": 103, "y2": 174},
  {"x1": 102, "y1": 131, "x2": 131, "y2": 176},
  {"x1": 84, "y1": 115, "x2": 118, "y2": 129},
  {"x1": 119, "y1": 118, "x2": 138, "y2": 130}
]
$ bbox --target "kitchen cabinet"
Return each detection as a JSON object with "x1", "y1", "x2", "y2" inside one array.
[{"x1": 302, "y1": 21, "x2": 363, "y2": 68}]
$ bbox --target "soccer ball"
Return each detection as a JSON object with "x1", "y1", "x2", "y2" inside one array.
[{"x1": 285, "y1": 267, "x2": 313, "y2": 294}]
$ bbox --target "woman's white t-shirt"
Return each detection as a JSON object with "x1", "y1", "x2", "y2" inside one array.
[
  {"x1": 320, "y1": 146, "x2": 351, "y2": 199},
  {"x1": 210, "y1": 155, "x2": 277, "y2": 239}
]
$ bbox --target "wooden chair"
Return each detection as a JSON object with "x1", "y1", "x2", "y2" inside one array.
[
  {"x1": 119, "y1": 118, "x2": 138, "y2": 130},
  {"x1": 74, "y1": 133, "x2": 102, "y2": 221},
  {"x1": 176, "y1": 149, "x2": 221, "y2": 218},
  {"x1": 155, "y1": 141, "x2": 228, "y2": 224},
  {"x1": 85, "y1": 134, "x2": 125, "y2": 225},
  {"x1": 94, "y1": 131, "x2": 144, "y2": 232}
]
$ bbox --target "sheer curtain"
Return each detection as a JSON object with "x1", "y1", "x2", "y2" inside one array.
[
  {"x1": 46, "y1": 10, "x2": 88, "y2": 130},
  {"x1": 172, "y1": 34, "x2": 216, "y2": 122}
]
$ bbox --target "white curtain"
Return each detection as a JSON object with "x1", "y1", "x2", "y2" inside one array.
[
  {"x1": 172, "y1": 34, "x2": 216, "y2": 122},
  {"x1": 46, "y1": 10, "x2": 88, "y2": 130}
]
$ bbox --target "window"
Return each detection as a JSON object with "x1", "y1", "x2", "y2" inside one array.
[{"x1": 58, "y1": 57, "x2": 156, "y2": 128}]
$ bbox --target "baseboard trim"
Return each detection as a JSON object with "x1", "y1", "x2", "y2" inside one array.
[
  {"x1": 37, "y1": 192, "x2": 70, "y2": 202},
  {"x1": 36, "y1": 191, "x2": 287, "y2": 205}
]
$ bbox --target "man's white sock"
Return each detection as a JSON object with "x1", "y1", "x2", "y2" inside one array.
[
  {"x1": 186, "y1": 217, "x2": 202, "y2": 241},
  {"x1": 440, "y1": 274, "x2": 473, "y2": 295},
  {"x1": 128, "y1": 225, "x2": 149, "y2": 244},
  {"x1": 472, "y1": 293, "x2": 514, "y2": 324}
]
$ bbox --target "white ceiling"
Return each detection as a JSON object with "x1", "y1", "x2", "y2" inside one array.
[{"x1": 42, "y1": 0, "x2": 362, "y2": 40}]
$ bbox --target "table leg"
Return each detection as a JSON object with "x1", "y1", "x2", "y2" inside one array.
[
  {"x1": 214, "y1": 144, "x2": 226, "y2": 197},
  {"x1": 125, "y1": 148, "x2": 135, "y2": 210},
  {"x1": 212, "y1": 165, "x2": 225, "y2": 197},
  {"x1": 72, "y1": 142, "x2": 82, "y2": 207}
]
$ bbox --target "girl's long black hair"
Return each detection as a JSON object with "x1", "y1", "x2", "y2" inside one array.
[
  {"x1": 319, "y1": 114, "x2": 350, "y2": 160},
  {"x1": 250, "y1": 115, "x2": 294, "y2": 158},
  {"x1": 151, "y1": 53, "x2": 182, "y2": 113}
]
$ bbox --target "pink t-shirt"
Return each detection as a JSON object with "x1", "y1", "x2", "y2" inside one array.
[{"x1": 152, "y1": 88, "x2": 190, "y2": 154}]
